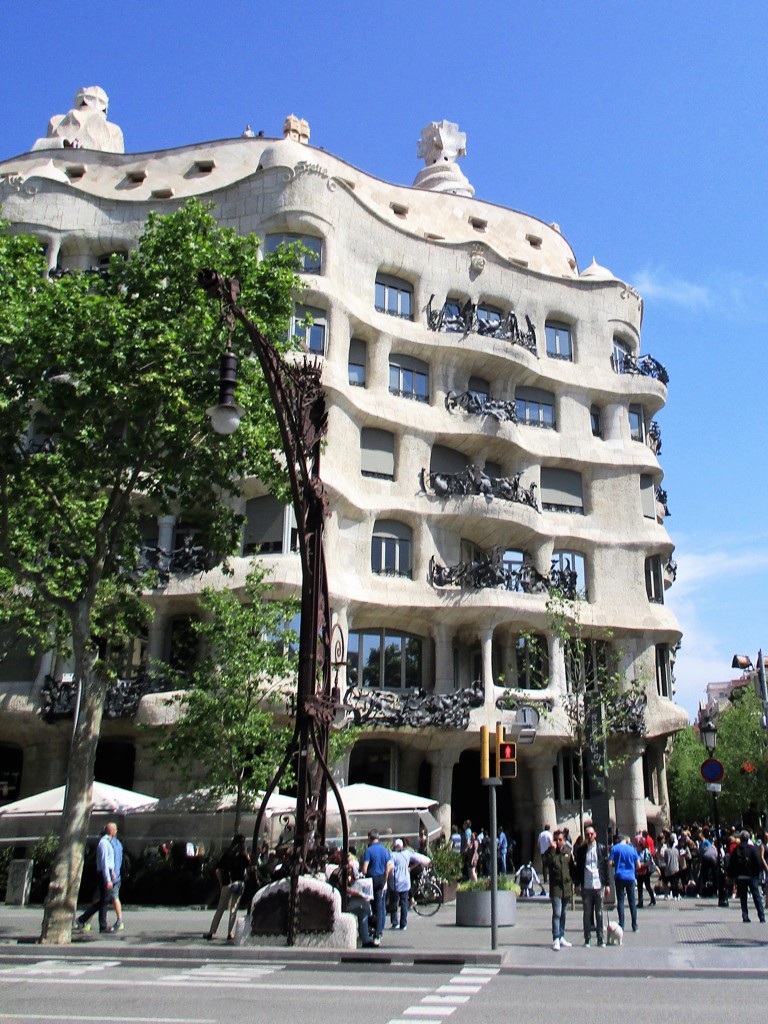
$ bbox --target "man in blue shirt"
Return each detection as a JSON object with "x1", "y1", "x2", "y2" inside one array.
[
  {"x1": 610, "y1": 834, "x2": 640, "y2": 932},
  {"x1": 362, "y1": 829, "x2": 393, "y2": 945},
  {"x1": 76, "y1": 822, "x2": 116, "y2": 934}
]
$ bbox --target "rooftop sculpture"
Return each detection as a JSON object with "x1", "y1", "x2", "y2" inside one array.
[
  {"x1": 32, "y1": 86, "x2": 124, "y2": 153},
  {"x1": 412, "y1": 119, "x2": 474, "y2": 198}
]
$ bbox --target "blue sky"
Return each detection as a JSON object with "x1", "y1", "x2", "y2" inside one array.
[{"x1": 2, "y1": 1, "x2": 766, "y2": 718}]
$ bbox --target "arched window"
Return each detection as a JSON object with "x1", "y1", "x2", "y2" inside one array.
[
  {"x1": 348, "y1": 629, "x2": 425, "y2": 689},
  {"x1": 545, "y1": 321, "x2": 573, "y2": 361},
  {"x1": 389, "y1": 353, "x2": 429, "y2": 402},
  {"x1": 371, "y1": 520, "x2": 412, "y2": 579},
  {"x1": 291, "y1": 305, "x2": 326, "y2": 355},
  {"x1": 361, "y1": 428, "x2": 395, "y2": 480},
  {"x1": 515, "y1": 634, "x2": 549, "y2": 689},
  {"x1": 515, "y1": 386, "x2": 555, "y2": 428},
  {"x1": 375, "y1": 273, "x2": 412, "y2": 320},
  {"x1": 553, "y1": 748, "x2": 591, "y2": 802},
  {"x1": 430, "y1": 444, "x2": 469, "y2": 476},
  {"x1": 265, "y1": 233, "x2": 322, "y2": 274},
  {"x1": 348, "y1": 338, "x2": 367, "y2": 387}
]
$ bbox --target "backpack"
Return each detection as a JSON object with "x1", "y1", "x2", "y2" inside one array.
[{"x1": 519, "y1": 864, "x2": 533, "y2": 887}]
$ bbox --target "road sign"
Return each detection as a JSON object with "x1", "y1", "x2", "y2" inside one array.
[{"x1": 700, "y1": 758, "x2": 724, "y2": 783}]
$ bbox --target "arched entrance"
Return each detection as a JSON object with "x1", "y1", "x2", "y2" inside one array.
[{"x1": 451, "y1": 747, "x2": 522, "y2": 868}]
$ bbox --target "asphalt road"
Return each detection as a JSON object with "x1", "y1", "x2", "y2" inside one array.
[{"x1": 0, "y1": 954, "x2": 765, "y2": 1024}]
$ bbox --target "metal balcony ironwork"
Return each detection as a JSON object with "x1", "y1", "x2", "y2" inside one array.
[
  {"x1": 420, "y1": 465, "x2": 539, "y2": 511},
  {"x1": 656, "y1": 487, "x2": 670, "y2": 517},
  {"x1": 444, "y1": 389, "x2": 518, "y2": 423},
  {"x1": 611, "y1": 351, "x2": 669, "y2": 386},
  {"x1": 426, "y1": 296, "x2": 538, "y2": 355},
  {"x1": 647, "y1": 420, "x2": 662, "y2": 455},
  {"x1": 429, "y1": 548, "x2": 579, "y2": 598},
  {"x1": 40, "y1": 670, "x2": 173, "y2": 722},
  {"x1": 342, "y1": 679, "x2": 483, "y2": 730}
]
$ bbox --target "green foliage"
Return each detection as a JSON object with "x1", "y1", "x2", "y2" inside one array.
[
  {"x1": 429, "y1": 840, "x2": 463, "y2": 883},
  {"x1": 0, "y1": 845, "x2": 12, "y2": 899},
  {"x1": 669, "y1": 688, "x2": 768, "y2": 825},
  {"x1": 457, "y1": 874, "x2": 519, "y2": 893},
  {"x1": 154, "y1": 565, "x2": 299, "y2": 826}
]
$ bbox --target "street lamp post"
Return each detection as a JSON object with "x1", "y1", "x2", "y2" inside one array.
[
  {"x1": 699, "y1": 719, "x2": 729, "y2": 908},
  {"x1": 198, "y1": 270, "x2": 348, "y2": 944}
]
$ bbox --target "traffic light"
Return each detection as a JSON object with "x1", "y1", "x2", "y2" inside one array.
[{"x1": 496, "y1": 725, "x2": 517, "y2": 779}]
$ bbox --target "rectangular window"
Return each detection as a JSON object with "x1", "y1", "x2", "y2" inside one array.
[
  {"x1": 389, "y1": 353, "x2": 429, "y2": 402},
  {"x1": 656, "y1": 644, "x2": 671, "y2": 698},
  {"x1": 645, "y1": 555, "x2": 664, "y2": 603},
  {"x1": 375, "y1": 274, "x2": 412, "y2": 319},
  {"x1": 371, "y1": 520, "x2": 412, "y2": 578},
  {"x1": 515, "y1": 387, "x2": 555, "y2": 429},
  {"x1": 629, "y1": 404, "x2": 645, "y2": 443},
  {"x1": 552, "y1": 551, "x2": 587, "y2": 598},
  {"x1": 348, "y1": 337, "x2": 367, "y2": 387},
  {"x1": 348, "y1": 629, "x2": 423, "y2": 689},
  {"x1": 541, "y1": 468, "x2": 584, "y2": 514},
  {"x1": 291, "y1": 305, "x2": 326, "y2": 355},
  {"x1": 590, "y1": 405, "x2": 602, "y2": 438},
  {"x1": 515, "y1": 634, "x2": 549, "y2": 689},
  {"x1": 545, "y1": 321, "x2": 572, "y2": 361},
  {"x1": 640, "y1": 475, "x2": 657, "y2": 519},
  {"x1": 612, "y1": 338, "x2": 631, "y2": 372},
  {"x1": 361, "y1": 428, "x2": 395, "y2": 480},
  {"x1": 265, "y1": 233, "x2": 322, "y2": 273}
]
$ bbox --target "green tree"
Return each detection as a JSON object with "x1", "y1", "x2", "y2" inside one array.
[
  {"x1": 154, "y1": 567, "x2": 299, "y2": 832},
  {"x1": 0, "y1": 200, "x2": 301, "y2": 942},
  {"x1": 666, "y1": 725, "x2": 710, "y2": 824}
]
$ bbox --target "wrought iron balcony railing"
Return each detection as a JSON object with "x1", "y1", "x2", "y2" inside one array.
[
  {"x1": 41, "y1": 669, "x2": 185, "y2": 722},
  {"x1": 656, "y1": 487, "x2": 670, "y2": 517},
  {"x1": 426, "y1": 296, "x2": 538, "y2": 355},
  {"x1": 429, "y1": 549, "x2": 580, "y2": 599},
  {"x1": 420, "y1": 466, "x2": 539, "y2": 511},
  {"x1": 138, "y1": 537, "x2": 215, "y2": 584},
  {"x1": 342, "y1": 679, "x2": 484, "y2": 730},
  {"x1": 444, "y1": 389, "x2": 518, "y2": 423},
  {"x1": 647, "y1": 420, "x2": 662, "y2": 455},
  {"x1": 611, "y1": 351, "x2": 669, "y2": 386}
]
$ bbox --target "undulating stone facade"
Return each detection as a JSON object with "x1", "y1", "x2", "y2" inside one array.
[{"x1": 0, "y1": 91, "x2": 687, "y2": 858}]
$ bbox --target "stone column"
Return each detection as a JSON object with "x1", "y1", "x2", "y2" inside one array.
[
  {"x1": 433, "y1": 746, "x2": 459, "y2": 836},
  {"x1": 157, "y1": 514, "x2": 176, "y2": 556},
  {"x1": 432, "y1": 622, "x2": 454, "y2": 694},
  {"x1": 479, "y1": 626, "x2": 495, "y2": 712},
  {"x1": 615, "y1": 743, "x2": 646, "y2": 836},
  {"x1": 529, "y1": 752, "x2": 557, "y2": 869}
]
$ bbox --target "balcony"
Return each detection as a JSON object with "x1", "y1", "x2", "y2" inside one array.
[
  {"x1": 429, "y1": 549, "x2": 580, "y2": 599},
  {"x1": 444, "y1": 389, "x2": 517, "y2": 423},
  {"x1": 611, "y1": 351, "x2": 669, "y2": 386},
  {"x1": 420, "y1": 466, "x2": 539, "y2": 511},
  {"x1": 426, "y1": 296, "x2": 537, "y2": 355}
]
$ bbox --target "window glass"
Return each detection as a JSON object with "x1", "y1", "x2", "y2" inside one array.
[
  {"x1": 545, "y1": 321, "x2": 572, "y2": 360},
  {"x1": 590, "y1": 405, "x2": 602, "y2": 438},
  {"x1": 552, "y1": 550, "x2": 587, "y2": 597},
  {"x1": 476, "y1": 304, "x2": 502, "y2": 335},
  {"x1": 629, "y1": 405, "x2": 645, "y2": 442},
  {"x1": 292, "y1": 305, "x2": 326, "y2": 354},
  {"x1": 265, "y1": 233, "x2": 322, "y2": 273},
  {"x1": 348, "y1": 629, "x2": 423, "y2": 689},
  {"x1": 243, "y1": 495, "x2": 285, "y2": 555},
  {"x1": 468, "y1": 376, "x2": 490, "y2": 402},
  {"x1": 375, "y1": 274, "x2": 413, "y2": 319},
  {"x1": 640, "y1": 475, "x2": 657, "y2": 519},
  {"x1": 371, "y1": 520, "x2": 412, "y2": 578},
  {"x1": 656, "y1": 645, "x2": 671, "y2": 698},
  {"x1": 389, "y1": 353, "x2": 429, "y2": 402},
  {"x1": 348, "y1": 337, "x2": 367, "y2": 387},
  {"x1": 515, "y1": 386, "x2": 556, "y2": 428},
  {"x1": 645, "y1": 555, "x2": 664, "y2": 603},
  {"x1": 612, "y1": 338, "x2": 631, "y2": 372},
  {"x1": 515, "y1": 634, "x2": 549, "y2": 689}
]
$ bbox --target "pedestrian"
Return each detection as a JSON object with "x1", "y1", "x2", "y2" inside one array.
[
  {"x1": 204, "y1": 834, "x2": 250, "y2": 942},
  {"x1": 75, "y1": 822, "x2": 117, "y2": 934},
  {"x1": 636, "y1": 837, "x2": 657, "y2": 908},
  {"x1": 543, "y1": 829, "x2": 575, "y2": 950},
  {"x1": 388, "y1": 838, "x2": 429, "y2": 930},
  {"x1": 463, "y1": 830, "x2": 479, "y2": 881},
  {"x1": 574, "y1": 825, "x2": 609, "y2": 946},
  {"x1": 727, "y1": 830, "x2": 766, "y2": 923},
  {"x1": 658, "y1": 834, "x2": 681, "y2": 899},
  {"x1": 362, "y1": 829, "x2": 393, "y2": 946},
  {"x1": 330, "y1": 850, "x2": 376, "y2": 947},
  {"x1": 497, "y1": 827, "x2": 508, "y2": 874},
  {"x1": 450, "y1": 824, "x2": 462, "y2": 852},
  {"x1": 108, "y1": 831, "x2": 126, "y2": 931},
  {"x1": 610, "y1": 833, "x2": 640, "y2": 932},
  {"x1": 537, "y1": 822, "x2": 553, "y2": 881}
]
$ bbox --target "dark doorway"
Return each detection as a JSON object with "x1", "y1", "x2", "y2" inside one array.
[
  {"x1": 416, "y1": 759, "x2": 432, "y2": 799},
  {"x1": 0, "y1": 744, "x2": 23, "y2": 804},
  {"x1": 349, "y1": 741, "x2": 392, "y2": 788},
  {"x1": 94, "y1": 740, "x2": 135, "y2": 791},
  {"x1": 451, "y1": 748, "x2": 519, "y2": 855}
]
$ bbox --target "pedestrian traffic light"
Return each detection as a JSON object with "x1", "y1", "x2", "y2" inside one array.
[{"x1": 496, "y1": 725, "x2": 517, "y2": 779}]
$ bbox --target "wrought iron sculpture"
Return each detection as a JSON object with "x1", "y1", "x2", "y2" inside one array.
[
  {"x1": 426, "y1": 296, "x2": 537, "y2": 354},
  {"x1": 656, "y1": 486, "x2": 671, "y2": 517},
  {"x1": 429, "y1": 549, "x2": 578, "y2": 597},
  {"x1": 444, "y1": 389, "x2": 518, "y2": 423},
  {"x1": 41, "y1": 672, "x2": 153, "y2": 721},
  {"x1": 647, "y1": 420, "x2": 662, "y2": 455},
  {"x1": 198, "y1": 269, "x2": 347, "y2": 945},
  {"x1": 137, "y1": 535, "x2": 214, "y2": 585},
  {"x1": 611, "y1": 351, "x2": 669, "y2": 386},
  {"x1": 343, "y1": 680, "x2": 483, "y2": 731},
  {"x1": 420, "y1": 465, "x2": 539, "y2": 511},
  {"x1": 665, "y1": 557, "x2": 678, "y2": 582}
]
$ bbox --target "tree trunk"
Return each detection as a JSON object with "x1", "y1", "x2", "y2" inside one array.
[{"x1": 40, "y1": 611, "x2": 107, "y2": 944}]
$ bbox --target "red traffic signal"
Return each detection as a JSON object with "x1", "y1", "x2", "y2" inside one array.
[{"x1": 495, "y1": 728, "x2": 517, "y2": 779}]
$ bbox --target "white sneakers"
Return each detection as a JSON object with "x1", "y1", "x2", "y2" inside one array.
[
  {"x1": 552, "y1": 937, "x2": 572, "y2": 950},
  {"x1": 552, "y1": 938, "x2": 560, "y2": 950}
]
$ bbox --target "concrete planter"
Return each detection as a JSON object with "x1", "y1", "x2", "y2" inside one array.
[
  {"x1": 439, "y1": 880, "x2": 459, "y2": 903},
  {"x1": 455, "y1": 889, "x2": 517, "y2": 927}
]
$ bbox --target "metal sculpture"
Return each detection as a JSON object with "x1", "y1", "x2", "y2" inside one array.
[
  {"x1": 428, "y1": 549, "x2": 571, "y2": 596},
  {"x1": 198, "y1": 269, "x2": 347, "y2": 944},
  {"x1": 611, "y1": 351, "x2": 669, "y2": 386},
  {"x1": 420, "y1": 465, "x2": 539, "y2": 511},
  {"x1": 426, "y1": 296, "x2": 537, "y2": 354},
  {"x1": 444, "y1": 389, "x2": 518, "y2": 423},
  {"x1": 344, "y1": 680, "x2": 483, "y2": 731}
]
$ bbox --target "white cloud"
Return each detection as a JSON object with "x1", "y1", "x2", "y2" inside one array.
[{"x1": 632, "y1": 268, "x2": 711, "y2": 310}]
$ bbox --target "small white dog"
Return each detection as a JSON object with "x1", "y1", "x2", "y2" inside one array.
[{"x1": 606, "y1": 916, "x2": 624, "y2": 946}]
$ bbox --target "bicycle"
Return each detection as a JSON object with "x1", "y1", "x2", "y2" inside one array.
[{"x1": 410, "y1": 865, "x2": 444, "y2": 917}]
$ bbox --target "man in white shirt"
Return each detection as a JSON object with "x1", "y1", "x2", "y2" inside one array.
[{"x1": 574, "y1": 826, "x2": 610, "y2": 946}]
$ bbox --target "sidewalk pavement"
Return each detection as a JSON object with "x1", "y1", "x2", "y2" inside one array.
[{"x1": 2, "y1": 895, "x2": 768, "y2": 975}]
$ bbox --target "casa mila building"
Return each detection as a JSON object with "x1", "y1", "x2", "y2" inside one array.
[{"x1": 0, "y1": 89, "x2": 687, "y2": 857}]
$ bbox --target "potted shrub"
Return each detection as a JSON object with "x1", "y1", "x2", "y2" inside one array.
[
  {"x1": 455, "y1": 873, "x2": 519, "y2": 927},
  {"x1": 429, "y1": 841, "x2": 462, "y2": 902}
]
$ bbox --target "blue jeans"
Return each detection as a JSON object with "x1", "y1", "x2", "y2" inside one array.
[
  {"x1": 736, "y1": 877, "x2": 765, "y2": 921},
  {"x1": 371, "y1": 874, "x2": 387, "y2": 937},
  {"x1": 615, "y1": 878, "x2": 637, "y2": 930},
  {"x1": 390, "y1": 889, "x2": 409, "y2": 928},
  {"x1": 550, "y1": 895, "x2": 567, "y2": 941},
  {"x1": 348, "y1": 895, "x2": 372, "y2": 944}
]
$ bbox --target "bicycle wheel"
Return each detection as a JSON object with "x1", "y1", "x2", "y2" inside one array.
[{"x1": 412, "y1": 879, "x2": 443, "y2": 917}]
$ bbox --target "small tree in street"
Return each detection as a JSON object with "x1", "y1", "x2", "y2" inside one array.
[
  {"x1": 154, "y1": 567, "x2": 299, "y2": 833},
  {"x1": 0, "y1": 200, "x2": 300, "y2": 942}
]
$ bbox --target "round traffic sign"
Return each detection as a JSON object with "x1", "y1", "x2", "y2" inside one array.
[{"x1": 700, "y1": 758, "x2": 724, "y2": 783}]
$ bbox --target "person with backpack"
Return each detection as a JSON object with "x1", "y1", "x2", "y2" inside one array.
[
  {"x1": 204, "y1": 834, "x2": 251, "y2": 942},
  {"x1": 727, "y1": 830, "x2": 766, "y2": 923},
  {"x1": 636, "y1": 836, "x2": 657, "y2": 907}
]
